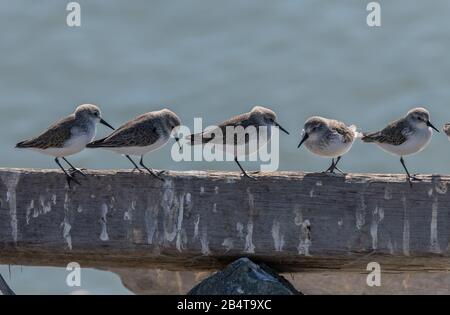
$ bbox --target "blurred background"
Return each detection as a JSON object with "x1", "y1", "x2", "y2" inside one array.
[{"x1": 1, "y1": 0, "x2": 450, "y2": 294}]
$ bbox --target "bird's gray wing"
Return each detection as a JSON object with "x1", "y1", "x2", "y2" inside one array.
[
  {"x1": 189, "y1": 112, "x2": 252, "y2": 145},
  {"x1": 329, "y1": 121, "x2": 353, "y2": 143},
  {"x1": 89, "y1": 115, "x2": 159, "y2": 147},
  {"x1": 16, "y1": 115, "x2": 75, "y2": 149},
  {"x1": 362, "y1": 119, "x2": 410, "y2": 145}
]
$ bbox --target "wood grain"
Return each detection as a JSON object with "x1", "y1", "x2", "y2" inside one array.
[{"x1": 1, "y1": 168, "x2": 450, "y2": 272}]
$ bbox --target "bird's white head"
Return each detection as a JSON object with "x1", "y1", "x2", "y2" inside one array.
[
  {"x1": 250, "y1": 106, "x2": 289, "y2": 134},
  {"x1": 406, "y1": 107, "x2": 439, "y2": 132},
  {"x1": 159, "y1": 109, "x2": 182, "y2": 149},
  {"x1": 159, "y1": 109, "x2": 181, "y2": 135},
  {"x1": 75, "y1": 104, "x2": 115, "y2": 130},
  {"x1": 302, "y1": 116, "x2": 328, "y2": 141}
]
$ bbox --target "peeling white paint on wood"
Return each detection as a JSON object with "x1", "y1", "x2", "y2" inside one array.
[
  {"x1": 200, "y1": 225, "x2": 210, "y2": 256},
  {"x1": 370, "y1": 206, "x2": 384, "y2": 250},
  {"x1": 62, "y1": 192, "x2": 72, "y2": 249},
  {"x1": 100, "y1": 203, "x2": 109, "y2": 242},
  {"x1": 402, "y1": 195, "x2": 410, "y2": 256},
  {"x1": 176, "y1": 193, "x2": 186, "y2": 252},
  {"x1": 193, "y1": 214, "x2": 200, "y2": 240},
  {"x1": 244, "y1": 221, "x2": 255, "y2": 253},
  {"x1": 435, "y1": 181, "x2": 447, "y2": 195},
  {"x1": 356, "y1": 195, "x2": 366, "y2": 230},
  {"x1": 298, "y1": 219, "x2": 311, "y2": 256},
  {"x1": 430, "y1": 195, "x2": 440, "y2": 253},
  {"x1": 124, "y1": 200, "x2": 135, "y2": 221},
  {"x1": 26, "y1": 199, "x2": 34, "y2": 225},
  {"x1": 236, "y1": 222, "x2": 244, "y2": 238},
  {"x1": 0, "y1": 173, "x2": 20, "y2": 242},
  {"x1": 222, "y1": 237, "x2": 233, "y2": 252},
  {"x1": 144, "y1": 203, "x2": 159, "y2": 245},
  {"x1": 271, "y1": 220, "x2": 284, "y2": 251},
  {"x1": 384, "y1": 187, "x2": 392, "y2": 200}
]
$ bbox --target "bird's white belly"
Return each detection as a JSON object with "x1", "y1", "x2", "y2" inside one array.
[
  {"x1": 32, "y1": 132, "x2": 95, "y2": 157},
  {"x1": 306, "y1": 138, "x2": 353, "y2": 158},
  {"x1": 377, "y1": 128, "x2": 432, "y2": 156},
  {"x1": 105, "y1": 136, "x2": 170, "y2": 156}
]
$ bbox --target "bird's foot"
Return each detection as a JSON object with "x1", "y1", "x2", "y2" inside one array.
[
  {"x1": 144, "y1": 168, "x2": 164, "y2": 181},
  {"x1": 322, "y1": 167, "x2": 336, "y2": 174},
  {"x1": 410, "y1": 175, "x2": 423, "y2": 182},
  {"x1": 240, "y1": 172, "x2": 257, "y2": 180},
  {"x1": 131, "y1": 167, "x2": 144, "y2": 173},
  {"x1": 407, "y1": 175, "x2": 422, "y2": 188},
  {"x1": 69, "y1": 167, "x2": 87, "y2": 177},
  {"x1": 157, "y1": 170, "x2": 166, "y2": 176}
]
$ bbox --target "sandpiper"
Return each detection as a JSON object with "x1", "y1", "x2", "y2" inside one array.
[
  {"x1": 16, "y1": 104, "x2": 115, "y2": 186},
  {"x1": 187, "y1": 106, "x2": 289, "y2": 179},
  {"x1": 87, "y1": 109, "x2": 181, "y2": 180},
  {"x1": 297, "y1": 116, "x2": 359, "y2": 173},
  {"x1": 361, "y1": 107, "x2": 439, "y2": 186},
  {"x1": 444, "y1": 123, "x2": 450, "y2": 140}
]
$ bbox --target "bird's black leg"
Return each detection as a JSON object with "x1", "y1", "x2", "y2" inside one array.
[
  {"x1": 55, "y1": 158, "x2": 80, "y2": 187},
  {"x1": 139, "y1": 156, "x2": 164, "y2": 181},
  {"x1": 125, "y1": 155, "x2": 143, "y2": 173},
  {"x1": 62, "y1": 157, "x2": 86, "y2": 177},
  {"x1": 400, "y1": 157, "x2": 421, "y2": 187},
  {"x1": 333, "y1": 156, "x2": 344, "y2": 173},
  {"x1": 323, "y1": 158, "x2": 336, "y2": 173},
  {"x1": 234, "y1": 157, "x2": 256, "y2": 180}
]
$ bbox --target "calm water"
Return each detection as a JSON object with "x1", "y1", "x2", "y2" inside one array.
[{"x1": 2, "y1": 0, "x2": 450, "y2": 294}]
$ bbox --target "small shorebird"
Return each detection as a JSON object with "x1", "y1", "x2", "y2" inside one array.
[
  {"x1": 16, "y1": 104, "x2": 115, "y2": 186},
  {"x1": 361, "y1": 107, "x2": 439, "y2": 186},
  {"x1": 187, "y1": 106, "x2": 289, "y2": 179},
  {"x1": 297, "y1": 116, "x2": 359, "y2": 173},
  {"x1": 87, "y1": 109, "x2": 181, "y2": 180},
  {"x1": 444, "y1": 123, "x2": 450, "y2": 140}
]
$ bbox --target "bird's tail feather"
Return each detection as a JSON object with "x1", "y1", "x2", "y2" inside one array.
[
  {"x1": 15, "y1": 140, "x2": 31, "y2": 148},
  {"x1": 360, "y1": 131, "x2": 379, "y2": 143},
  {"x1": 349, "y1": 125, "x2": 363, "y2": 138},
  {"x1": 86, "y1": 138, "x2": 107, "y2": 148},
  {"x1": 186, "y1": 132, "x2": 207, "y2": 145}
]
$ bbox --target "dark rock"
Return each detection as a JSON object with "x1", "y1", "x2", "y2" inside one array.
[{"x1": 188, "y1": 258, "x2": 301, "y2": 295}]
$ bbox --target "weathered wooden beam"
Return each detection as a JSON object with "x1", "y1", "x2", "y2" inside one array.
[{"x1": 1, "y1": 168, "x2": 450, "y2": 272}]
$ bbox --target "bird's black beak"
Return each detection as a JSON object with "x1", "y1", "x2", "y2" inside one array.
[
  {"x1": 100, "y1": 118, "x2": 115, "y2": 130},
  {"x1": 275, "y1": 122, "x2": 289, "y2": 135},
  {"x1": 298, "y1": 133, "x2": 309, "y2": 148},
  {"x1": 175, "y1": 137, "x2": 182, "y2": 151},
  {"x1": 427, "y1": 120, "x2": 439, "y2": 132}
]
